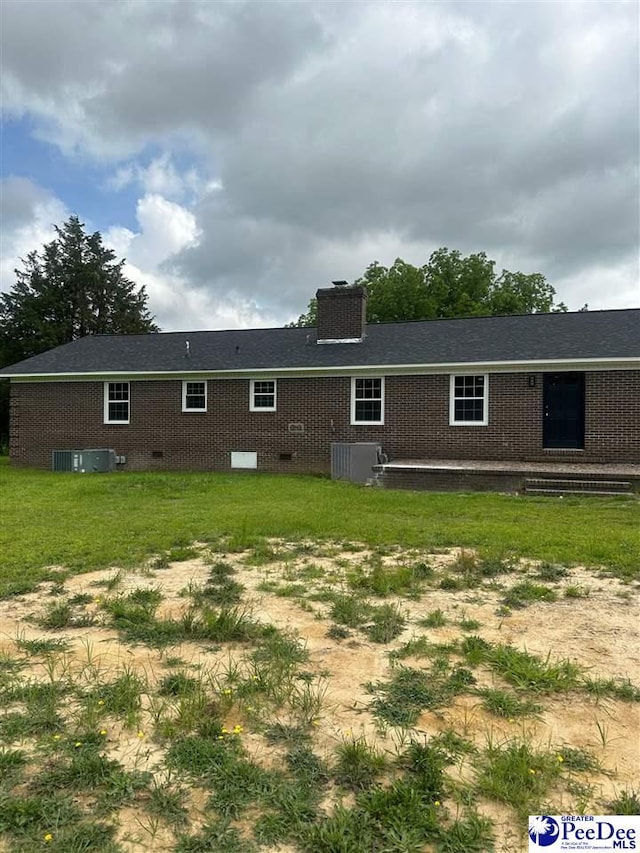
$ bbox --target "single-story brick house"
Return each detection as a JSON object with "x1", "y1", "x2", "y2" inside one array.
[{"x1": 1, "y1": 285, "x2": 639, "y2": 486}]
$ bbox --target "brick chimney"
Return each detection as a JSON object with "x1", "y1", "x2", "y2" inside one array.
[{"x1": 316, "y1": 282, "x2": 367, "y2": 343}]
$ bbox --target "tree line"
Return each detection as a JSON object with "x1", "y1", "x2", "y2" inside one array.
[{"x1": 290, "y1": 249, "x2": 566, "y2": 326}]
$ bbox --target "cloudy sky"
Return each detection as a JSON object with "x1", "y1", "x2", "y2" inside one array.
[{"x1": 1, "y1": 0, "x2": 638, "y2": 331}]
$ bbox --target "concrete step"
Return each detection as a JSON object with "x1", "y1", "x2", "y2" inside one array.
[
  {"x1": 526, "y1": 487, "x2": 632, "y2": 497},
  {"x1": 524, "y1": 477, "x2": 633, "y2": 496}
]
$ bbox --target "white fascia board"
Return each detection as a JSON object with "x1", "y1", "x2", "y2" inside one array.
[{"x1": 6, "y1": 356, "x2": 639, "y2": 382}]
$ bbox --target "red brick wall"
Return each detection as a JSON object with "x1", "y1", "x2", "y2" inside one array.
[
  {"x1": 9, "y1": 370, "x2": 640, "y2": 471},
  {"x1": 316, "y1": 286, "x2": 367, "y2": 341}
]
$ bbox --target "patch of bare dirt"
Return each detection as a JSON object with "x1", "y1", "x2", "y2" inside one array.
[{"x1": 0, "y1": 541, "x2": 638, "y2": 853}]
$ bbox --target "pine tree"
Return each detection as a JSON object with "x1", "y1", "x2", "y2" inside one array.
[{"x1": 0, "y1": 215, "x2": 159, "y2": 443}]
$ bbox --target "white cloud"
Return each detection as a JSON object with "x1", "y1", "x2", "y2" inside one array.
[
  {"x1": 142, "y1": 155, "x2": 197, "y2": 198},
  {"x1": 2, "y1": 0, "x2": 638, "y2": 317},
  {"x1": 0, "y1": 184, "x2": 68, "y2": 292},
  {"x1": 129, "y1": 263, "x2": 277, "y2": 331},
  {"x1": 0, "y1": 178, "x2": 279, "y2": 332},
  {"x1": 104, "y1": 194, "x2": 199, "y2": 269},
  {"x1": 555, "y1": 258, "x2": 640, "y2": 312},
  {"x1": 104, "y1": 193, "x2": 278, "y2": 330},
  {"x1": 108, "y1": 165, "x2": 135, "y2": 193},
  {"x1": 106, "y1": 153, "x2": 200, "y2": 200}
]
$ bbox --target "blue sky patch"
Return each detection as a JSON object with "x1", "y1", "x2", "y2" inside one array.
[{"x1": 2, "y1": 117, "x2": 140, "y2": 232}]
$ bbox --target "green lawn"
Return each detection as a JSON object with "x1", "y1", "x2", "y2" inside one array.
[{"x1": 1, "y1": 459, "x2": 638, "y2": 596}]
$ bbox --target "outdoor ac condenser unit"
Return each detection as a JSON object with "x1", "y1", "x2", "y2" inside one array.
[
  {"x1": 52, "y1": 449, "x2": 116, "y2": 473},
  {"x1": 331, "y1": 442, "x2": 383, "y2": 484}
]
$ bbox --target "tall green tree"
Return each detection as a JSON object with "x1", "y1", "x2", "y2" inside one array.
[
  {"x1": 422, "y1": 248, "x2": 496, "y2": 318},
  {"x1": 0, "y1": 215, "x2": 158, "y2": 445},
  {"x1": 361, "y1": 259, "x2": 432, "y2": 323},
  {"x1": 290, "y1": 248, "x2": 566, "y2": 326},
  {"x1": 0, "y1": 216, "x2": 158, "y2": 366},
  {"x1": 488, "y1": 269, "x2": 561, "y2": 315}
]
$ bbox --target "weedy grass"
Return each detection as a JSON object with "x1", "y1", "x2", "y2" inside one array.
[
  {"x1": 285, "y1": 744, "x2": 330, "y2": 788},
  {"x1": 0, "y1": 757, "x2": 124, "y2": 851},
  {"x1": 366, "y1": 663, "x2": 475, "y2": 728},
  {"x1": 605, "y1": 790, "x2": 640, "y2": 815},
  {"x1": 34, "y1": 746, "x2": 150, "y2": 812},
  {"x1": 176, "y1": 819, "x2": 257, "y2": 853},
  {"x1": 419, "y1": 608, "x2": 448, "y2": 628},
  {"x1": 165, "y1": 731, "x2": 231, "y2": 777},
  {"x1": 460, "y1": 636, "x2": 582, "y2": 692},
  {"x1": 501, "y1": 581, "x2": 558, "y2": 609},
  {"x1": 198, "y1": 604, "x2": 263, "y2": 643},
  {"x1": 389, "y1": 635, "x2": 437, "y2": 661},
  {"x1": 474, "y1": 738, "x2": 562, "y2": 821},
  {"x1": 437, "y1": 813, "x2": 496, "y2": 852},
  {"x1": 535, "y1": 562, "x2": 570, "y2": 582},
  {"x1": 0, "y1": 748, "x2": 28, "y2": 783},
  {"x1": 564, "y1": 584, "x2": 590, "y2": 599},
  {"x1": 430, "y1": 728, "x2": 478, "y2": 761},
  {"x1": 347, "y1": 554, "x2": 433, "y2": 598},
  {"x1": 158, "y1": 672, "x2": 202, "y2": 698},
  {"x1": 478, "y1": 688, "x2": 543, "y2": 719},
  {"x1": 333, "y1": 736, "x2": 388, "y2": 791},
  {"x1": 556, "y1": 746, "x2": 600, "y2": 773},
  {"x1": 581, "y1": 676, "x2": 640, "y2": 702},
  {"x1": 165, "y1": 546, "x2": 201, "y2": 562},
  {"x1": 488, "y1": 646, "x2": 582, "y2": 692},
  {"x1": 328, "y1": 594, "x2": 407, "y2": 644},
  {"x1": 259, "y1": 582, "x2": 306, "y2": 599},
  {"x1": 328, "y1": 592, "x2": 373, "y2": 628},
  {"x1": 457, "y1": 636, "x2": 639, "y2": 705},
  {"x1": 440, "y1": 551, "x2": 518, "y2": 592},
  {"x1": 96, "y1": 666, "x2": 147, "y2": 727},
  {"x1": 101, "y1": 587, "x2": 265, "y2": 648},
  {"x1": 459, "y1": 616, "x2": 482, "y2": 631},
  {"x1": 1, "y1": 675, "x2": 67, "y2": 738},
  {"x1": 34, "y1": 599, "x2": 94, "y2": 630},
  {"x1": 243, "y1": 540, "x2": 286, "y2": 566},
  {"x1": 264, "y1": 722, "x2": 312, "y2": 748},
  {"x1": 14, "y1": 635, "x2": 70, "y2": 655},
  {"x1": 146, "y1": 781, "x2": 189, "y2": 827},
  {"x1": 301, "y1": 738, "x2": 471, "y2": 852},
  {"x1": 365, "y1": 602, "x2": 407, "y2": 643},
  {"x1": 253, "y1": 784, "x2": 320, "y2": 846}
]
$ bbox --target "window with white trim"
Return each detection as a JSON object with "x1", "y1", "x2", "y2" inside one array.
[
  {"x1": 182, "y1": 381, "x2": 207, "y2": 412},
  {"x1": 250, "y1": 379, "x2": 276, "y2": 411},
  {"x1": 104, "y1": 382, "x2": 130, "y2": 424},
  {"x1": 449, "y1": 374, "x2": 488, "y2": 425},
  {"x1": 351, "y1": 377, "x2": 384, "y2": 425}
]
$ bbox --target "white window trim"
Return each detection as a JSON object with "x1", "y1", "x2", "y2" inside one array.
[
  {"x1": 182, "y1": 380, "x2": 207, "y2": 413},
  {"x1": 103, "y1": 381, "x2": 130, "y2": 424},
  {"x1": 449, "y1": 373, "x2": 489, "y2": 426},
  {"x1": 350, "y1": 376, "x2": 385, "y2": 425},
  {"x1": 249, "y1": 379, "x2": 277, "y2": 412}
]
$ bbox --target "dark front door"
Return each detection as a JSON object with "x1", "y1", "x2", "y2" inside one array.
[{"x1": 543, "y1": 372, "x2": 585, "y2": 449}]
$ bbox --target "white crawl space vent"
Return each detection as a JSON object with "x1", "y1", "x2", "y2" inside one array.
[{"x1": 231, "y1": 451, "x2": 257, "y2": 469}]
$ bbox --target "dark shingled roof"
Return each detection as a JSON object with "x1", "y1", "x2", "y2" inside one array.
[{"x1": 1, "y1": 309, "x2": 638, "y2": 376}]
